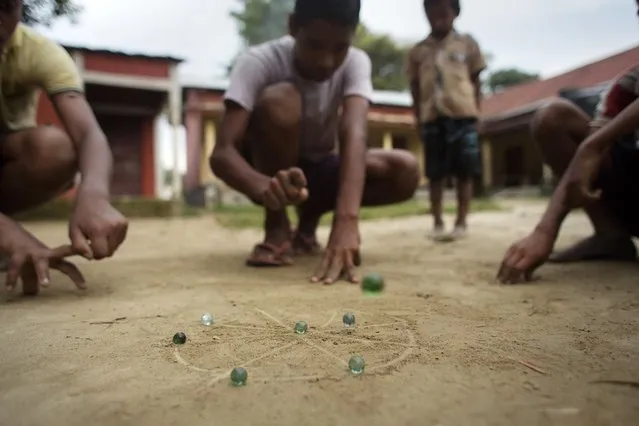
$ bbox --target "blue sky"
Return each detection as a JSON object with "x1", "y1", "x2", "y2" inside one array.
[{"x1": 37, "y1": 0, "x2": 638, "y2": 174}]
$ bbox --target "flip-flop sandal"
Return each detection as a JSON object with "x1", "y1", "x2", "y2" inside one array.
[
  {"x1": 245, "y1": 242, "x2": 294, "y2": 267},
  {"x1": 292, "y1": 231, "x2": 322, "y2": 255}
]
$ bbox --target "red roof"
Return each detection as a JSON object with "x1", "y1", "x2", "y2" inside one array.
[{"x1": 482, "y1": 44, "x2": 639, "y2": 118}]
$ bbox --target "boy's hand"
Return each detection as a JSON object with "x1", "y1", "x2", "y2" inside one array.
[
  {"x1": 261, "y1": 167, "x2": 309, "y2": 211},
  {"x1": 70, "y1": 191, "x2": 129, "y2": 260},
  {"x1": 311, "y1": 218, "x2": 360, "y2": 284},
  {"x1": 0, "y1": 218, "x2": 86, "y2": 293},
  {"x1": 497, "y1": 229, "x2": 555, "y2": 284}
]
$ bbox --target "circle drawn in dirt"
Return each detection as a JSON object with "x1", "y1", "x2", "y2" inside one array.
[{"x1": 173, "y1": 308, "x2": 417, "y2": 385}]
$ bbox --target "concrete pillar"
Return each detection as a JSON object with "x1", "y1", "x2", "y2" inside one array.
[
  {"x1": 168, "y1": 63, "x2": 182, "y2": 201},
  {"x1": 184, "y1": 107, "x2": 203, "y2": 192},
  {"x1": 382, "y1": 131, "x2": 393, "y2": 150},
  {"x1": 481, "y1": 138, "x2": 493, "y2": 189},
  {"x1": 410, "y1": 134, "x2": 426, "y2": 185},
  {"x1": 200, "y1": 119, "x2": 217, "y2": 184}
]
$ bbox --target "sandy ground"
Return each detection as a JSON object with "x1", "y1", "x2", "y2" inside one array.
[{"x1": 1, "y1": 201, "x2": 638, "y2": 426}]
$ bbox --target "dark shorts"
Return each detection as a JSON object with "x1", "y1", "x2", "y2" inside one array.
[
  {"x1": 421, "y1": 117, "x2": 481, "y2": 181},
  {"x1": 597, "y1": 135, "x2": 639, "y2": 237},
  {"x1": 242, "y1": 145, "x2": 341, "y2": 214}
]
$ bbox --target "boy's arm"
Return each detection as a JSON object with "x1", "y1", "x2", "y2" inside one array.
[
  {"x1": 32, "y1": 40, "x2": 111, "y2": 197},
  {"x1": 405, "y1": 47, "x2": 421, "y2": 122},
  {"x1": 538, "y1": 96, "x2": 639, "y2": 237},
  {"x1": 335, "y1": 51, "x2": 374, "y2": 221},
  {"x1": 466, "y1": 35, "x2": 487, "y2": 111},
  {"x1": 209, "y1": 54, "x2": 272, "y2": 202}
]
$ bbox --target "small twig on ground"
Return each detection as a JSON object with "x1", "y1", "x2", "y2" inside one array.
[
  {"x1": 89, "y1": 316, "x2": 127, "y2": 325},
  {"x1": 590, "y1": 380, "x2": 639, "y2": 389},
  {"x1": 518, "y1": 359, "x2": 546, "y2": 375}
]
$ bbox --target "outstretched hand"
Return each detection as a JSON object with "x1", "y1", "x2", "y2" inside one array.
[
  {"x1": 311, "y1": 219, "x2": 361, "y2": 284},
  {"x1": 497, "y1": 230, "x2": 554, "y2": 284},
  {"x1": 17, "y1": 244, "x2": 86, "y2": 295}
]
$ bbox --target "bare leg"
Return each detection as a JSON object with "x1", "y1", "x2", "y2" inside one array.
[
  {"x1": 294, "y1": 148, "x2": 420, "y2": 251},
  {"x1": 0, "y1": 126, "x2": 78, "y2": 271},
  {"x1": 532, "y1": 99, "x2": 635, "y2": 262},
  {"x1": 454, "y1": 177, "x2": 473, "y2": 228},
  {"x1": 245, "y1": 82, "x2": 301, "y2": 266},
  {"x1": 0, "y1": 126, "x2": 77, "y2": 214},
  {"x1": 429, "y1": 179, "x2": 445, "y2": 231}
]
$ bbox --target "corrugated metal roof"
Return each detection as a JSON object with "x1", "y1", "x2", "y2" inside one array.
[
  {"x1": 481, "y1": 44, "x2": 639, "y2": 119},
  {"x1": 180, "y1": 75, "x2": 413, "y2": 107},
  {"x1": 62, "y1": 43, "x2": 184, "y2": 63}
]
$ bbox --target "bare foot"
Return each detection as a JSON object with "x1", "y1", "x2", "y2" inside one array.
[{"x1": 548, "y1": 234, "x2": 637, "y2": 263}]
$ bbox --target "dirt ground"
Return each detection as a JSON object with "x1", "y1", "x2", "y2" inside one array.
[{"x1": 1, "y1": 201, "x2": 638, "y2": 426}]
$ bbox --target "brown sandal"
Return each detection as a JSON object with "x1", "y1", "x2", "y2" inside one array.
[{"x1": 245, "y1": 242, "x2": 294, "y2": 267}]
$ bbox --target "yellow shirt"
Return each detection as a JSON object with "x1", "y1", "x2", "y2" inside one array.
[
  {"x1": 406, "y1": 31, "x2": 486, "y2": 123},
  {"x1": 0, "y1": 23, "x2": 83, "y2": 132}
]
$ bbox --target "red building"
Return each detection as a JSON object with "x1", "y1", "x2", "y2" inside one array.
[{"x1": 36, "y1": 45, "x2": 183, "y2": 198}]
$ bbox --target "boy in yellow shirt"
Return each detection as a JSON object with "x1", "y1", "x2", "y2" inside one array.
[
  {"x1": 406, "y1": 0, "x2": 486, "y2": 240},
  {"x1": 0, "y1": 0, "x2": 127, "y2": 294}
]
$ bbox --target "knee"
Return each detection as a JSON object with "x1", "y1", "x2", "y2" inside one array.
[
  {"x1": 388, "y1": 151, "x2": 421, "y2": 200},
  {"x1": 254, "y1": 82, "x2": 302, "y2": 130},
  {"x1": 23, "y1": 127, "x2": 77, "y2": 181},
  {"x1": 531, "y1": 98, "x2": 582, "y2": 149}
]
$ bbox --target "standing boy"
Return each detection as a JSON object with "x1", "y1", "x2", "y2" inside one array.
[
  {"x1": 406, "y1": 0, "x2": 486, "y2": 240},
  {"x1": 0, "y1": 0, "x2": 128, "y2": 294},
  {"x1": 211, "y1": 0, "x2": 420, "y2": 284}
]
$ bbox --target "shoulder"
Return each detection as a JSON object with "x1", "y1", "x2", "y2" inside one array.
[
  {"x1": 20, "y1": 24, "x2": 68, "y2": 56},
  {"x1": 241, "y1": 36, "x2": 294, "y2": 70},
  {"x1": 408, "y1": 38, "x2": 430, "y2": 58},
  {"x1": 343, "y1": 46, "x2": 371, "y2": 71},
  {"x1": 457, "y1": 32, "x2": 481, "y2": 50}
]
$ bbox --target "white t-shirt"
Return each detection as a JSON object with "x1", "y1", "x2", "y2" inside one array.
[{"x1": 224, "y1": 35, "x2": 373, "y2": 161}]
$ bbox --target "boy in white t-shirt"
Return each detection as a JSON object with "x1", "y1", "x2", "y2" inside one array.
[{"x1": 211, "y1": 0, "x2": 420, "y2": 284}]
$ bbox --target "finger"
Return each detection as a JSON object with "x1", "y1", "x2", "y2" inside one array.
[
  {"x1": 69, "y1": 226, "x2": 93, "y2": 260},
  {"x1": 276, "y1": 171, "x2": 301, "y2": 201},
  {"x1": 288, "y1": 167, "x2": 307, "y2": 188},
  {"x1": 89, "y1": 237, "x2": 110, "y2": 260},
  {"x1": 584, "y1": 188, "x2": 602, "y2": 203},
  {"x1": 496, "y1": 247, "x2": 515, "y2": 281},
  {"x1": 270, "y1": 176, "x2": 289, "y2": 206},
  {"x1": 343, "y1": 251, "x2": 358, "y2": 283},
  {"x1": 20, "y1": 263, "x2": 39, "y2": 296},
  {"x1": 33, "y1": 256, "x2": 51, "y2": 287},
  {"x1": 51, "y1": 259, "x2": 87, "y2": 290},
  {"x1": 5, "y1": 254, "x2": 25, "y2": 291},
  {"x1": 354, "y1": 249, "x2": 361, "y2": 267},
  {"x1": 324, "y1": 254, "x2": 343, "y2": 285},
  {"x1": 49, "y1": 244, "x2": 79, "y2": 259},
  {"x1": 114, "y1": 221, "x2": 129, "y2": 252},
  {"x1": 263, "y1": 190, "x2": 281, "y2": 211},
  {"x1": 503, "y1": 251, "x2": 525, "y2": 284},
  {"x1": 295, "y1": 187, "x2": 309, "y2": 204},
  {"x1": 311, "y1": 253, "x2": 331, "y2": 283}
]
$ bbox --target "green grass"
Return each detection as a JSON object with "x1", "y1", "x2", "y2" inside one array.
[
  {"x1": 13, "y1": 198, "x2": 201, "y2": 222},
  {"x1": 213, "y1": 197, "x2": 500, "y2": 229}
]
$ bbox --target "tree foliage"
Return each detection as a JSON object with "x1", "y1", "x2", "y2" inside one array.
[
  {"x1": 485, "y1": 68, "x2": 540, "y2": 93},
  {"x1": 21, "y1": 0, "x2": 82, "y2": 27},
  {"x1": 229, "y1": 0, "x2": 410, "y2": 90}
]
